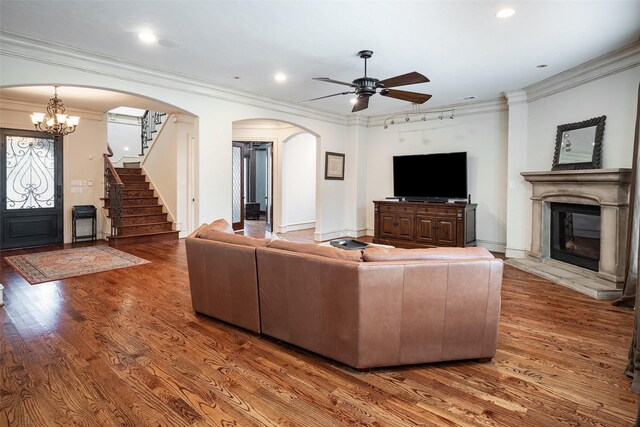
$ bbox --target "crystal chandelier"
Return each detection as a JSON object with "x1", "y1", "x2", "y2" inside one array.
[{"x1": 29, "y1": 86, "x2": 80, "y2": 135}]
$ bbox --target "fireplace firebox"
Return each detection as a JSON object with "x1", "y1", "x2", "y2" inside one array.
[{"x1": 550, "y1": 203, "x2": 601, "y2": 271}]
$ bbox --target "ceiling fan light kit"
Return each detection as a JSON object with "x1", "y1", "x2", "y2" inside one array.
[{"x1": 304, "y1": 50, "x2": 432, "y2": 113}]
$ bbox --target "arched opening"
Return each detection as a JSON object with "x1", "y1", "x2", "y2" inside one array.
[
  {"x1": 231, "y1": 119, "x2": 320, "y2": 239},
  {"x1": 0, "y1": 85, "x2": 199, "y2": 245}
]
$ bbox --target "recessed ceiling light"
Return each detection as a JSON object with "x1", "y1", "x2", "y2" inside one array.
[
  {"x1": 350, "y1": 98, "x2": 357, "y2": 104},
  {"x1": 496, "y1": 8, "x2": 515, "y2": 18},
  {"x1": 274, "y1": 72, "x2": 287, "y2": 82},
  {"x1": 138, "y1": 31, "x2": 157, "y2": 43},
  {"x1": 536, "y1": 64, "x2": 548, "y2": 68},
  {"x1": 158, "y1": 38, "x2": 179, "y2": 48}
]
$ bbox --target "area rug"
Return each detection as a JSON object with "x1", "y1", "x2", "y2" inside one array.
[{"x1": 4, "y1": 246, "x2": 150, "y2": 285}]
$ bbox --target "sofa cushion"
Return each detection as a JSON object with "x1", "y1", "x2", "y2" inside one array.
[
  {"x1": 268, "y1": 240, "x2": 363, "y2": 262},
  {"x1": 363, "y1": 246, "x2": 494, "y2": 262},
  {"x1": 199, "y1": 230, "x2": 269, "y2": 247},
  {"x1": 197, "y1": 218, "x2": 235, "y2": 237}
]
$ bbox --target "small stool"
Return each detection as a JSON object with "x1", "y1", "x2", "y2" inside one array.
[{"x1": 72, "y1": 205, "x2": 97, "y2": 242}]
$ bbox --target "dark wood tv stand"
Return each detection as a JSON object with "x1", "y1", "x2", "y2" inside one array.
[{"x1": 373, "y1": 200, "x2": 477, "y2": 248}]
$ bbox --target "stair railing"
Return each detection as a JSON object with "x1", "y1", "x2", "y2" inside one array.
[
  {"x1": 104, "y1": 153, "x2": 124, "y2": 237},
  {"x1": 140, "y1": 110, "x2": 167, "y2": 155}
]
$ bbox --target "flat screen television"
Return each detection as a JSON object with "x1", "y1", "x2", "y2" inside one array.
[{"x1": 393, "y1": 152, "x2": 467, "y2": 201}]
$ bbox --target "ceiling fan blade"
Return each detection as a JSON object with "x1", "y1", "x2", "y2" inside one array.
[
  {"x1": 380, "y1": 89, "x2": 432, "y2": 104},
  {"x1": 351, "y1": 96, "x2": 369, "y2": 113},
  {"x1": 300, "y1": 91, "x2": 354, "y2": 103},
  {"x1": 313, "y1": 77, "x2": 357, "y2": 88},
  {"x1": 378, "y1": 72, "x2": 430, "y2": 88}
]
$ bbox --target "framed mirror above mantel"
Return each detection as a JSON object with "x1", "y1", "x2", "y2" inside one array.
[{"x1": 551, "y1": 115, "x2": 605, "y2": 171}]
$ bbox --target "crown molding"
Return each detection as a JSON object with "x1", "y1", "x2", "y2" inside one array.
[
  {"x1": 524, "y1": 41, "x2": 640, "y2": 102},
  {"x1": 233, "y1": 120, "x2": 299, "y2": 131},
  {"x1": 366, "y1": 97, "x2": 507, "y2": 128},
  {"x1": 0, "y1": 31, "x2": 348, "y2": 127},
  {"x1": 504, "y1": 90, "x2": 528, "y2": 105},
  {"x1": 346, "y1": 115, "x2": 369, "y2": 127}
]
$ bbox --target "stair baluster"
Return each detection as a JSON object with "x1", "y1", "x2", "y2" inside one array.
[
  {"x1": 103, "y1": 154, "x2": 124, "y2": 237},
  {"x1": 140, "y1": 110, "x2": 167, "y2": 155}
]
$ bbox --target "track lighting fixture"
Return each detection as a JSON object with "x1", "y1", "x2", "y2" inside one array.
[{"x1": 382, "y1": 108, "x2": 455, "y2": 130}]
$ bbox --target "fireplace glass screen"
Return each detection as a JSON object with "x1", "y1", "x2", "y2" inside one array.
[{"x1": 550, "y1": 203, "x2": 600, "y2": 271}]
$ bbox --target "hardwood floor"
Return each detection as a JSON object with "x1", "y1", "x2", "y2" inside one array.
[{"x1": 0, "y1": 237, "x2": 636, "y2": 426}]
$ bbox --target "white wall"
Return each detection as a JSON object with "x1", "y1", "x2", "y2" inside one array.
[
  {"x1": 2, "y1": 34, "x2": 636, "y2": 250},
  {"x1": 527, "y1": 67, "x2": 640, "y2": 171},
  {"x1": 107, "y1": 116, "x2": 140, "y2": 165},
  {"x1": 282, "y1": 133, "x2": 316, "y2": 230},
  {"x1": 0, "y1": 36, "x2": 351, "y2": 241},
  {"x1": 142, "y1": 114, "x2": 195, "y2": 236},
  {"x1": 366, "y1": 105, "x2": 509, "y2": 251}
]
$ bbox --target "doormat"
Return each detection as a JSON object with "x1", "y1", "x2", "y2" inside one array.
[{"x1": 4, "y1": 246, "x2": 150, "y2": 285}]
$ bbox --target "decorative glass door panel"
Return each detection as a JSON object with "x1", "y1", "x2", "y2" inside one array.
[
  {"x1": 1, "y1": 129, "x2": 63, "y2": 249},
  {"x1": 231, "y1": 142, "x2": 244, "y2": 230},
  {"x1": 265, "y1": 143, "x2": 273, "y2": 232},
  {"x1": 5, "y1": 136, "x2": 56, "y2": 209}
]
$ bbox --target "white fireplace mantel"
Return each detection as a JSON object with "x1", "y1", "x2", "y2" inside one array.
[{"x1": 520, "y1": 168, "x2": 631, "y2": 289}]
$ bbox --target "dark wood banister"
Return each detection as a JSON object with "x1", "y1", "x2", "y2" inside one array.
[
  {"x1": 103, "y1": 153, "x2": 123, "y2": 185},
  {"x1": 103, "y1": 153, "x2": 124, "y2": 237}
]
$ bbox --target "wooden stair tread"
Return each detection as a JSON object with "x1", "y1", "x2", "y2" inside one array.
[
  {"x1": 117, "y1": 221, "x2": 173, "y2": 228},
  {"x1": 104, "y1": 165, "x2": 177, "y2": 246},
  {"x1": 119, "y1": 213, "x2": 167, "y2": 218},
  {"x1": 107, "y1": 230, "x2": 179, "y2": 240}
]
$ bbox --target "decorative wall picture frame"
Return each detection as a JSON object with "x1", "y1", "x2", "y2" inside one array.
[
  {"x1": 551, "y1": 115, "x2": 605, "y2": 171},
  {"x1": 324, "y1": 151, "x2": 345, "y2": 180}
]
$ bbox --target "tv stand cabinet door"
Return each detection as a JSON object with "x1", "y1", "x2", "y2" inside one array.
[
  {"x1": 434, "y1": 217, "x2": 457, "y2": 246},
  {"x1": 415, "y1": 215, "x2": 435, "y2": 245},
  {"x1": 396, "y1": 214, "x2": 415, "y2": 241},
  {"x1": 379, "y1": 212, "x2": 396, "y2": 239}
]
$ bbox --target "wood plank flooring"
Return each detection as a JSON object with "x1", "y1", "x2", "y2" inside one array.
[{"x1": 0, "y1": 237, "x2": 636, "y2": 426}]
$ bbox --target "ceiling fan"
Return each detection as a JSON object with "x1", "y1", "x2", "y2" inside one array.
[{"x1": 303, "y1": 50, "x2": 432, "y2": 113}]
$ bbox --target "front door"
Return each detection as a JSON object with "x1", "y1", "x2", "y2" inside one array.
[{"x1": 0, "y1": 129, "x2": 64, "y2": 249}]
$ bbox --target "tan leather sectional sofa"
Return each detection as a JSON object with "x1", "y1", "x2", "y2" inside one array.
[{"x1": 186, "y1": 219, "x2": 504, "y2": 369}]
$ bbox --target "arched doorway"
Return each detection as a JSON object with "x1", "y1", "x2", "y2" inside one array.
[
  {"x1": 231, "y1": 119, "x2": 320, "y2": 238},
  {"x1": 0, "y1": 85, "x2": 199, "y2": 245}
]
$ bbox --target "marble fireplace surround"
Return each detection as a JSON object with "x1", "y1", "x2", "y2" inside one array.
[{"x1": 519, "y1": 169, "x2": 631, "y2": 296}]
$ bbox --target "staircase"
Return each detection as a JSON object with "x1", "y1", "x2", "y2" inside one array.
[{"x1": 103, "y1": 165, "x2": 178, "y2": 246}]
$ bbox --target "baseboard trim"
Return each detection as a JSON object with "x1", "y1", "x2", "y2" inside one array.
[
  {"x1": 344, "y1": 228, "x2": 368, "y2": 238},
  {"x1": 279, "y1": 221, "x2": 315, "y2": 233},
  {"x1": 505, "y1": 248, "x2": 527, "y2": 258},
  {"x1": 477, "y1": 240, "x2": 506, "y2": 253},
  {"x1": 314, "y1": 230, "x2": 347, "y2": 242}
]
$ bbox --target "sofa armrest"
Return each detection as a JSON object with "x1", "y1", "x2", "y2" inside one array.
[{"x1": 185, "y1": 236, "x2": 261, "y2": 333}]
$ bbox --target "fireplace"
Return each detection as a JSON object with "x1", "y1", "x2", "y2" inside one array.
[
  {"x1": 518, "y1": 169, "x2": 631, "y2": 298},
  {"x1": 550, "y1": 203, "x2": 600, "y2": 271}
]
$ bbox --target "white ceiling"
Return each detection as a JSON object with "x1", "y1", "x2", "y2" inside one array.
[{"x1": 1, "y1": 1, "x2": 639, "y2": 117}]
